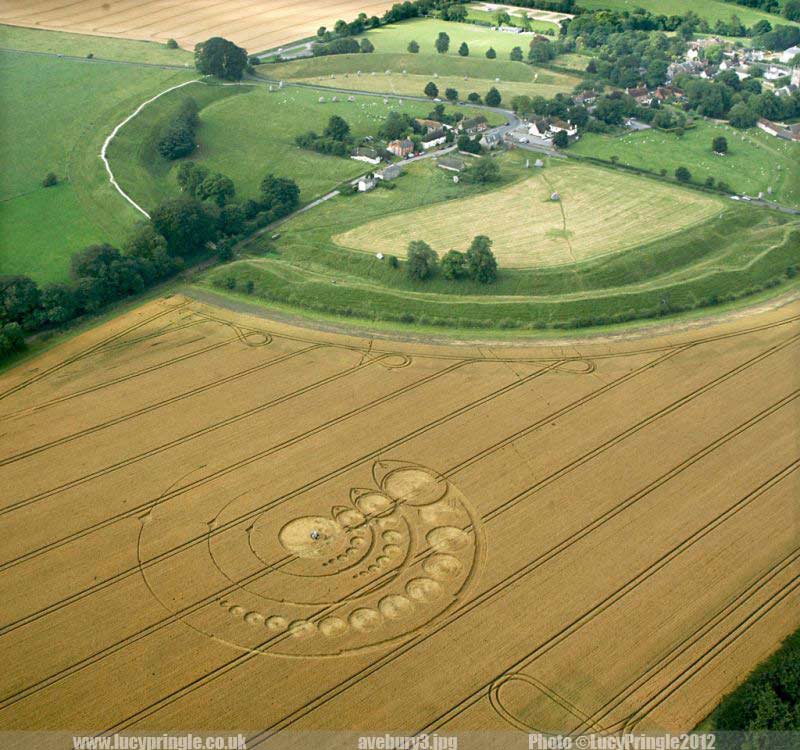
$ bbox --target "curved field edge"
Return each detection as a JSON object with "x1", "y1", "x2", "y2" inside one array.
[
  {"x1": 332, "y1": 163, "x2": 724, "y2": 269},
  {"x1": 104, "y1": 81, "x2": 498, "y2": 210},
  {"x1": 203, "y1": 213, "x2": 800, "y2": 330}
]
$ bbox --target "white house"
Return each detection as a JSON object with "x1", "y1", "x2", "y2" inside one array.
[
  {"x1": 357, "y1": 176, "x2": 376, "y2": 192},
  {"x1": 765, "y1": 64, "x2": 791, "y2": 81},
  {"x1": 421, "y1": 129, "x2": 448, "y2": 149},
  {"x1": 780, "y1": 45, "x2": 800, "y2": 64},
  {"x1": 757, "y1": 118, "x2": 782, "y2": 137},
  {"x1": 549, "y1": 119, "x2": 578, "y2": 137},
  {"x1": 350, "y1": 147, "x2": 381, "y2": 165},
  {"x1": 529, "y1": 119, "x2": 551, "y2": 138}
]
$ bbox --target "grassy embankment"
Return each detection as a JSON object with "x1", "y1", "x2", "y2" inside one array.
[{"x1": 202, "y1": 152, "x2": 800, "y2": 331}]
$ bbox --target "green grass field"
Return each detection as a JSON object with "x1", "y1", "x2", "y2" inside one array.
[
  {"x1": 264, "y1": 52, "x2": 581, "y2": 102},
  {"x1": 0, "y1": 24, "x2": 193, "y2": 65},
  {"x1": 107, "y1": 82, "x2": 497, "y2": 211},
  {"x1": 360, "y1": 17, "x2": 544, "y2": 59},
  {"x1": 0, "y1": 49, "x2": 193, "y2": 283},
  {"x1": 465, "y1": 7, "x2": 559, "y2": 34},
  {"x1": 203, "y1": 152, "x2": 800, "y2": 330},
  {"x1": 576, "y1": 0, "x2": 798, "y2": 28},
  {"x1": 571, "y1": 119, "x2": 800, "y2": 208}
]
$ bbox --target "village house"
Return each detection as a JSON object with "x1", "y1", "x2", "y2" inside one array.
[
  {"x1": 757, "y1": 118, "x2": 800, "y2": 141},
  {"x1": 667, "y1": 60, "x2": 702, "y2": 81},
  {"x1": 652, "y1": 85, "x2": 683, "y2": 102},
  {"x1": 528, "y1": 118, "x2": 552, "y2": 139},
  {"x1": 625, "y1": 86, "x2": 651, "y2": 105},
  {"x1": 764, "y1": 64, "x2": 791, "y2": 81},
  {"x1": 573, "y1": 90, "x2": 598, "y2": 105},
  {"x1": 415, "y1": 117, "x2": 452, "y2": 132},
  {"x1": 744, "y1": 49, "x2": 765, "y2": 63},
  {"x1": 421, "y1": 129, "x2": 448, "y2": 149},
  {"x1": 386, "y1": 138, "x2": 414, "y2": 158},
  {"x1": 375, "y1": 163, "x2": 402, "y2": 181},
  {"x1": 530, "y1": 118, "x2": 576, "y2": 140},
  {"x1": 780, "y1": 45, "x2": 800, "y2": 64},
  {"x1": 437, "y1": 156, "x2": 467, "y2": 173},
  {"x1": 458, "y1": 115, "x2": 489, "y2": 135},
  {"x1": 498, "y1": 25, "x2": 522, "y2": 34},
  {"x1": 550, "y1": 119, "x2": 578, "y2": 137},
  {"x1": 350, "y1": 147, "x2": 382, "y2": 165},
  {"x1": 357, "y1": 175, "x2": 376, "y2": 192},
  {"x1": 480, "y1": 131, "x2": 504, "y2": 150}
]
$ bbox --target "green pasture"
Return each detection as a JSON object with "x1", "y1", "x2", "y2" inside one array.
[
  {"x1": 0, "y1": 24, "x2": 193, "y2": 66},
  {"x1": 264, "y1": 52, "x2": 580, "y2": 101},
  {"x1": 576, "y1": 0, "x2": 798, "y2": 29},
  {"x1": 0, "y1": 49, "x2": 193, "y2": 283},
  {"x1": 107, "y1": 82, "x2": 492, "y2": 210},
  {"x1": 571, "y1": 119, "x2": 800, "y2": 208},
  {"x1": 360, "y1": 18, "x2": 545, "y2": 58}
]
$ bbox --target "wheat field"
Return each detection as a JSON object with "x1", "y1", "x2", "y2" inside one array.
[
  {"x1": 0, "y1": 294, "x2": 797, "y2": 747},
  {"x1": 0, "y1": 0, "x2": 398, "y2": 53}
]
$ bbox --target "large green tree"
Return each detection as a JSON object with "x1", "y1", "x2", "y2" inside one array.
[
  {"x1": 406, "y1": 241, "x2": 438, "y2": 281},
  {"x1": 324, "y1": 114, "x2": 351, "y2": 142},
  {"x1": 260, "y1": 174, "x2": 300, "y2": 218},
  {"x1": 441, "y1": 250, "x2": 467, "y2": 280},
  {"x1": 194, "y1": 37, "x2": 248, "y2": 81},
  {"x1": 466, "y1": 235, "x2": 498, "y2": 283},
  {"x1": 150, "y1": 198, "x2": 216, "y2": 255},
  {"x1": 485, "y1": 87, "x2": 501, "y2": 107}
]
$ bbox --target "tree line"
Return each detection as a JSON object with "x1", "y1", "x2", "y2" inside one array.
[
  {"x1": 709, "y1": 625, "x2": 800, "y2": 730},
  {"x1": 406, "y1": 235, "x2": 499, "y2": 283},
  {"x1": 1, "y1": 165, "x2": 301, "y2": 362}
]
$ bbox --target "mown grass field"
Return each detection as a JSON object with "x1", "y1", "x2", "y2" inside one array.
[
  {"x1": 571, "y1": 120, "x2": 800, "y2": 209},
  {"x1": 361, "y1": 17, "x2": 544, "y2": 58},
  {"x1": 576, "y1": 0, "x2": 798, "y2": 28},
  {"x1": 0, "y1": 49, "x2": 193, "y2": 283},
  {"x1": 0, "y1": 24, "x2": 194, "y2": 65},
  {"x1": 264, "y1": 52, "x2": 581, "y2": 102},
  {"x1": 205, "y1": 152, "x2": 800, "y2": 329},
  {"x1": 108, "y1": 82, "x2": 500, "y2": 210},
  {"x1": 336, "y1": 161, "x2": 723, "y2": 267}
]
